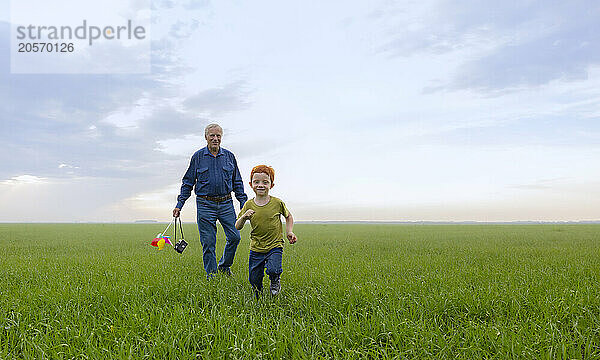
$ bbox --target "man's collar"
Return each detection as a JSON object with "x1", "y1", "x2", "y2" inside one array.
[{"x1": 202, "y1": 146, "x2": 224, "y2": 157}]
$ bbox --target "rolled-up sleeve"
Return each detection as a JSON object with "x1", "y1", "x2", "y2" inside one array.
[
  {"x1": 176, "y1": 155, "x2": 196, "y2": 209},
  {"x1": 231, "y1": 154, "x2": 248, "y2": 207}
]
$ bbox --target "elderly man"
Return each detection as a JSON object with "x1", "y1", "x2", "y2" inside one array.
[{"x1": 173, "y1": 124, "x2": 247, "y2": 277}]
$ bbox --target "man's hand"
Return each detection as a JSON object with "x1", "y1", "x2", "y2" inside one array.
[
  {"x1": 287, "y1": 232, "x2": 297, "y2": 244},
  {"x1": 173, "y1": 208, "x2": 181, "y2": 218},
  {"x1": 243, "y1": 209, "x2": 255, "y2": 219}
]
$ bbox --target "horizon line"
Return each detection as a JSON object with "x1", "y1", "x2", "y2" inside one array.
[{"x1": 1, "y1": 220, "x2": 599, "y2": 225}]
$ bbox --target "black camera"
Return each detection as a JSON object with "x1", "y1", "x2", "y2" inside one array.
[
  {"x1": 174, "y1": 239, "x2": 188, "y2": 253},
  {"x1": 173, "y1": 217, "x2": 188, "y2": 254}
]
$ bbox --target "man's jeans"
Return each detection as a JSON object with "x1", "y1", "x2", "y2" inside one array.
[
  {"x1": 196, "y1": 197, "x2": 241, "y2": 275},
  {"x1": 249, "y1": 247, "x2": 283, "y2": 292}
]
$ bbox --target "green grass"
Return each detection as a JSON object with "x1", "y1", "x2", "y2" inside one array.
[{"x1": 1, "y1": 223, "x2": 599, "y2": 359}]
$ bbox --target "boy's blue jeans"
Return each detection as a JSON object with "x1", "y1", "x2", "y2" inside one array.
[
  {"x1": 249, "y1": 247, "x2": 283, "y2": 292},
  {"x1": 196, "y1": 197, "x2": 241, "y2": 276}
]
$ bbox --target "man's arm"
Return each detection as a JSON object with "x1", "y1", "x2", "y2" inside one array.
[
  {"x1": 285, "y1": 212, "x2": 297, "y2": 244},
  {"x1": 231, "y1": 154, "x2": 248, "y2": 207},
  {"x1": 173, "y1": 155, "x2": 196, "y2": 217}
]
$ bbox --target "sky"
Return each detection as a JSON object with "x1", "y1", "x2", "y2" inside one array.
[{"x1": 1, "y1": 0, "x2": 599, "y2": 222}]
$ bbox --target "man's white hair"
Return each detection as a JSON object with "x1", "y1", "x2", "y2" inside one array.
[{"x1": 204, "y1": 123, "x2": 223, "y2": 137}]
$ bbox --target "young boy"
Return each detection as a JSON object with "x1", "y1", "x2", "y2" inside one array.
[{"x1": 235, "y1": 165, "x2": 297, "y2": 296}]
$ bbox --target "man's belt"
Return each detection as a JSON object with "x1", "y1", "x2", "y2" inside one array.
[{"x1": 199, "y1": 194, "x2": 232, "y2": 202}]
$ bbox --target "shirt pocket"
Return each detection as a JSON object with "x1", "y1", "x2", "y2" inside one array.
[
  {"x1": 222, "y1": 163, "x2": 234, "y2": 190},
  {"x1": 197, "y1": 167, "x2": 209, "y2": 183},
  {"x1": 222, "y1": 163, "x2": 234, "y2": 179}
]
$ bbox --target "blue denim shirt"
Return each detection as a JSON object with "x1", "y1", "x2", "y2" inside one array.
[{"x1": 176, "y1": 147, "x2": 247, "y2": 209}]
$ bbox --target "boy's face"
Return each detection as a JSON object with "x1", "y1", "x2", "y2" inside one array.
[{"x1": 251, "y1": 172, "x2": 272, "y2": 196}]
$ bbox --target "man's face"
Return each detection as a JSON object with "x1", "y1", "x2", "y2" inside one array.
[{"x1": 205, "y1": 128, "x2": 222, "y2": 149}]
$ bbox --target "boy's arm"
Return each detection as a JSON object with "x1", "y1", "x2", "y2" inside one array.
[
  {"x1": 235, "y1": 215, "x2": 246, "y2": 230},
  {"x1": 235, "y1": 209, "x2": 255, "y2": 230},
  {"x1": 285, "y1": 212, "x2": 297, "y2": 244}
]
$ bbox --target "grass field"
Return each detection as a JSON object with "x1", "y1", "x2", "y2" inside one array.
[{"x1": 1, "y1": 223, "x2": 599, "y2": 359}]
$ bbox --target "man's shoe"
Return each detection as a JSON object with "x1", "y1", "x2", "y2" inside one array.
[
  {"x1": 270, "y1": 275, "x2": 281, "y2": 296},
  {"x1": 217, "y1": 267, "x2": 232, "y2": 277}
]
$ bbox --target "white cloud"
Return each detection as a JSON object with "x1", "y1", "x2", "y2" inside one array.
[
  {"x1": 101, "y1": 95, "x2": 155, "y2": 130},
  {"x1": 1, "y1": 175, "x2": 47, "y2": 185},
  {"x1": 155, "y1": 134, "x2": 205, "y2": 156},
  {"x1": 58, "y1": 163, "x2": 79, "y2": 169}
]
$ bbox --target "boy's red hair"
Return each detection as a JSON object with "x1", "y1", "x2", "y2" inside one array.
[{"x1": 250, "y1": 165, "x2": 275, "y2": 187}]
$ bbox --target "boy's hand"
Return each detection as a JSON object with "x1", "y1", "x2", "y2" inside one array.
[
  {"x1": 243, "y1": 209, "x2": 255, "y2": 219},
  {"x1": 287, "y1": 232, "x2": 297, "y2": 244}
]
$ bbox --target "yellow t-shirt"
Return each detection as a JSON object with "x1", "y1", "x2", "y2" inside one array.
[{"x1": 238, "y1": 196, "x2": 290, "y2": 253}]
